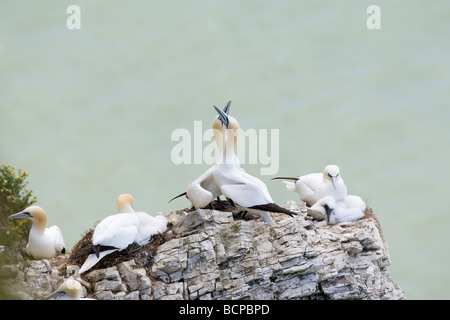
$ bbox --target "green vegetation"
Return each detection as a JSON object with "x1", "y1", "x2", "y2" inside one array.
[{"x1": 0, "y1": 165, "x2": 37, "y2": 265}]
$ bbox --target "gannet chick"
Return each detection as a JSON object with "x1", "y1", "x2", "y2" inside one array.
[
  {"x1": 8, "y1": 206, "x2": 66, "y2": 260},
  {"x1": 272, "y1": 164, "x2": 347, "y2": 207},
  {"x1": 308, "y1": 195, "x2": 366, "y2": 225},
  {"x1": 212, "y1": 106, "x2": 297, "y2": 227},
  {"x1": 116, "y1": 193, "x2": 168, "y2": 246},
  {"x1": 75, "y1": 194, "x2": 140, "y2": 274},
  {"x1": 45, "y1": 279, "x2": 94, "y2": 300}
]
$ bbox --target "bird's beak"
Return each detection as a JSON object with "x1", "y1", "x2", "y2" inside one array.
[
  {"x1": 331, "y1": 177, "x2": 337, "y2": 190},
  {"x1": 223, "y1": 100, "x2": 231, "y2": 115},
  {"x1": 44, "y1": 290, "x2": 64, "y2": 300},
  {"x1": 271, "y1": 177, "x2": 299, "y2": 181},
  {"x1": 8, "y1": 211, "x2": 31, "y2": 219},
  {"x1": 213, "y1": 105, "x2": 229, "y2": 128},
  {"x1": 324, "y1": 205, "x2": 334, "y2": 223}
]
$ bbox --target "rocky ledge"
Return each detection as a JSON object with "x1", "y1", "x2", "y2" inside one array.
[{"x1": 0, "y1": 200, "x2": 405, "y2": 300}]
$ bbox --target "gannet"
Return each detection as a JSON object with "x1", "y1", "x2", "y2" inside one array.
[
  {"x1": 74, "y1": 194, "x2": 167, "y2": 273},
  {"x1": 75, "y1": 194, "x2": 140, "y2": 273},
  {"x1": 116, "y1": 193, "x2": 168, "y2": 246},
  {"x1": 308, "y1": 195, "x2": 366, "y2": 225},
  {"x1": 272, "y1": 164, "x2": 347, "y2": 207},
  {"x1": 8, "y1": 206, "x2": 66, "y2": 260},
  {"x1": 45, "y1": 279, "x2": 94, "y2": 300},
  {"x1": 211, "y1": 106, "x2": 297, "y2": 227},
  {"x1": 169, "y1": 101, "x2": 239, "y2": 209}
]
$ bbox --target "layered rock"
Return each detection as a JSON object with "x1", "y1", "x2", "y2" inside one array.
[{"x1": 0, "y1": 201, "x2": 405, "y2": 300}]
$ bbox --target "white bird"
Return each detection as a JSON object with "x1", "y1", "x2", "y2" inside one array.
[
  {"x1": 116, "y1": 193, "x2": 168, "y2": 246},
  {"x1": 211, "y1": 106, "x2": 297, "y2": 227},
  {"x1": 308, "y1": 195, "x2": 366, "y2": 225},
  {"x1": 8, "y1": 206, "x2": 66, "y2": 260},
  {"x1": 75, "y1": 194, "x2": 140, "y2": 274},
  {"x1": 272, "y1": 164, "x2": 348, "y2": 207},
  {"x1": 169, "y1": 101, "x2": 239, "y2": 209},
  {"x1": 74, "y1": 194, "x2": 167, "y2": 273},
  {"x1": 45, "y1": 279, "x2": 94, "y2": 300}
]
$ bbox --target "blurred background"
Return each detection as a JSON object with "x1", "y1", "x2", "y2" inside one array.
[{"x1": 1, "y1": 0, "x2": 449, "y2": 299}]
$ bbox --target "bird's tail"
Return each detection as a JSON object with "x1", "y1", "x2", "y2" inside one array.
[
  {"x1": 249, "y1": 203, "x2": 298, "y2": 217},
  {"x1": 282, "y1": 181, "x2": 297, "y2": 192},
  {"x1": 270, "y1": 177, "x2": 298, "y2": 192},
  {"x1": 79, "y1": 249, "x2": 117, "y2": 274},
  {"x1": 70, "y1": 244, "x2": 117, "y2": 259}
]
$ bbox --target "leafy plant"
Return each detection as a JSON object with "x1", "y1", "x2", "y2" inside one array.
[{"x1": 0, "y1": 165, "x2": 37, "y2": 264}]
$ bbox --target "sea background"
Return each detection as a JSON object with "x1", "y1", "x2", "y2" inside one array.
[{"x1": 1, "y1": 1, "x2": 449, "y2": 299}]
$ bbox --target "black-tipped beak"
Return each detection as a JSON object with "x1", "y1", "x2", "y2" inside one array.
[
  {"x1": 223, "y1": 100, "x2": 231, "y2": 115},
  {"x1": 214, "y1": 105, "x2": 229, "y2": 128},
  {"x1": 331, "y1": 177, "x2": 337, "y2": 190},
  {"x1": 8, "y1": 211, "x2": 31, "y2": 219}
]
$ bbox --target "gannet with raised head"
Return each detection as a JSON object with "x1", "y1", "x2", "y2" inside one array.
[
  {"x1": 272, "y1": 164, "x2": 347, "y2": 207},
  {"x1": 116, "y1": 193, "x2": 168, "y2": 246},
  {"x1": 169, "y1": 101, "x2": 241, "y2": 209},
  {"x1": 75, "y1": 194, "x2": 140, "y2": 273},
  {"x1": 211, "y1": 106, "x2": 297, "y2": 227},
  {"x1": 308, "y1": 195, "x2": 366, "y2": 225},
  {"x1": 45, "y1": 279, "x2": 94, "y2": 300},
  {"x1": 8, "y1": 206, "x2": 66, "y2": 260}
]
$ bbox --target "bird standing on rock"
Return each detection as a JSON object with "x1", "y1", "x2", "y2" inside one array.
[
  {"x1": 169, "y1": 101, "x2": 240, "y2": 209},
  {"x1": 211, "y1": 105, "x2": 297, "y2": 227}
]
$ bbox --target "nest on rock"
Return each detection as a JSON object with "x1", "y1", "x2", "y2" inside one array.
[{"x1": 63, "y1": 226, "x2": 175, "y2": 275}]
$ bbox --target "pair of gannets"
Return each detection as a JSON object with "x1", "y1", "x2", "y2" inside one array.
[
  {"x1": 74, "y1": 194, "x2": 167, "y2": 274},
  {"x1": 8, "y1": 206, "x2": 66, "y2": 259},
  {"x1": 45, "y1": 279, "x2": 95, "y2": 300},
  {"x1": 273, "y1": 165, "x2": 365, "y2": 225},
  {"x1": 171, "y1": 101, "x2": 297, "y2": 227}
]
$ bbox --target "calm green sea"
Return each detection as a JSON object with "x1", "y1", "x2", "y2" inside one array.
[{"x1": 1, "y1": 1, "x2": 449, "y2": 299}]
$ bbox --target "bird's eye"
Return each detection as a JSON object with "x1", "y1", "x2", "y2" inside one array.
[{"x1": 328, "y1": 173, "x2": 332, "y2": 178}]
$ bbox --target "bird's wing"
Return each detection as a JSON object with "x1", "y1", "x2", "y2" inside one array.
[
  {"x1": 220, "y1": 182, "x2": 270, "y2": 208},
  {"x1": 47, "y1": 225, "x2": 66, "y2": 254},
  {"x1": 187, "y1": 165, "x2": 222, "y2": 208},
  {"x1": 93, "y1": 214, "x2": 139, "y2": 249}
]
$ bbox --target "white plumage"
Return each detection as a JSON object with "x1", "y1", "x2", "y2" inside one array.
[
  {"x1": 170, "y1": 101, "x2": 233, "y2": 209},
  {"x1": 135, "y1": 212, "x2": 168, "y2": 246},
  {"x1": 78, "y1": 193, "x2": 167, "y2": 273},
  {"x1": 308, "y1": 195, "x2": 366, "y2": 225},
  {"x1": 328, "y1": 195, "x2": 366, "y2": 225},
  {"x1": 116, "y1": 193, "x2": 168, "y2": 246},
  {"x1": 210, "y1": 105, "x2": 297, "y2": 227},
  {"x1": 45, "y1": 279, "x2": 94, "y2": 300},
  {"x1": 273, "y1": 164, "x2": 347, "y2": 207},
  {"x1": 79, "y1": 208, "x2": 139, "y2": 274},
  {"x1": 8, "y1": 206, "x2": 66, "y2": 260}
]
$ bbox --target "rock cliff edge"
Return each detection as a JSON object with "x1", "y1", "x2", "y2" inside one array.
[{"x1": 0, "y1": 201, "x2": 405, "y2": 300}]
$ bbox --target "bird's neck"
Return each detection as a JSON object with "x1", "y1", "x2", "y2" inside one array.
[
  {"x1": 216, "y1": 128, "x2": 238, "y2": 165},
  {"x1": 30, "y1": 219, "x2": 46, "y2": 234},
  {"x1": 117, "y1": 204, "x2": 135, "y2": 214}
]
